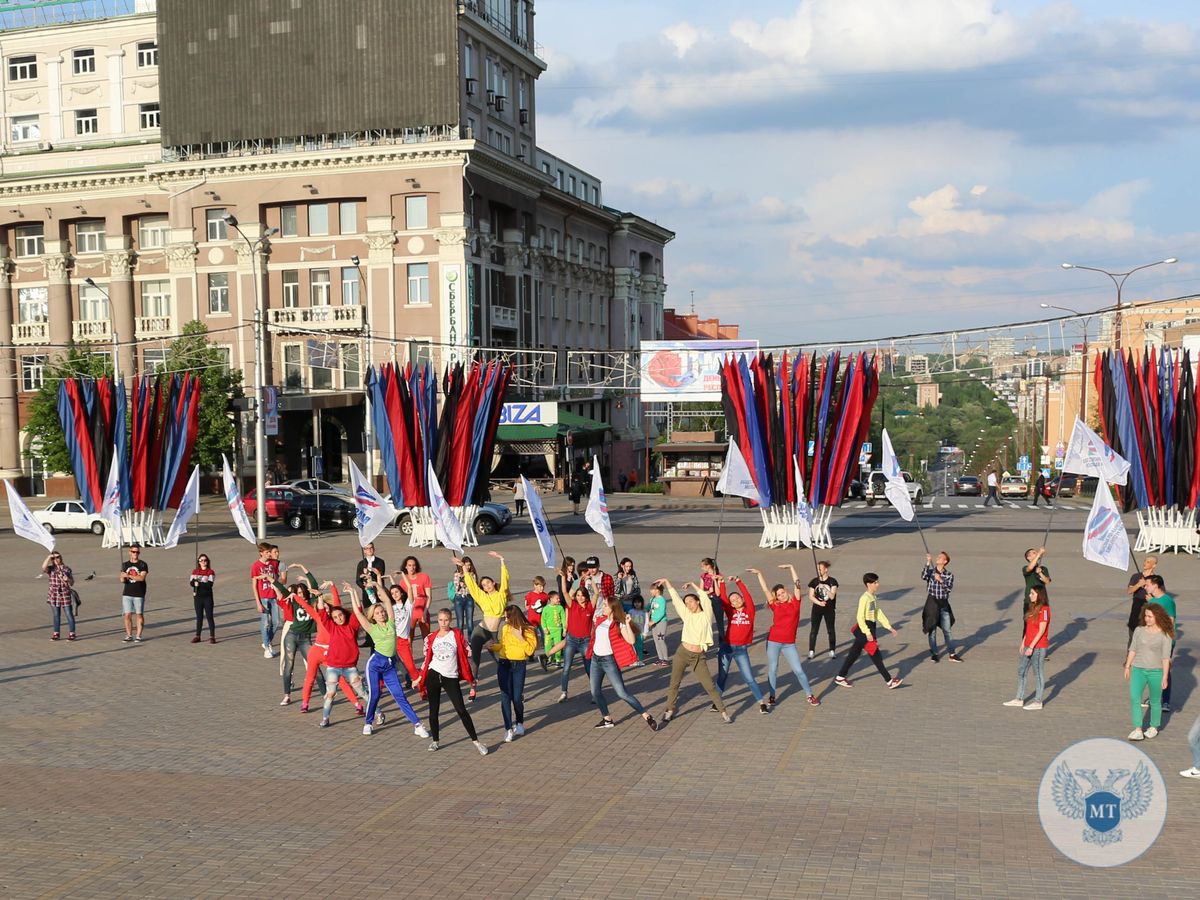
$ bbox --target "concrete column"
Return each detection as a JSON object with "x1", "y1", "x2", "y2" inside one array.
[
  {"x1": 0, "y1": 254, "x2": 22, "y2": 477},
  {"x1": 44, "y1": 240, "x2": 73, "y2": 351},
  {"x1": 105, "y1": 237, "x2": 136, "y2": 379}
]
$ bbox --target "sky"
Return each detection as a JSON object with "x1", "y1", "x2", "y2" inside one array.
[{"x1": 533, "y1": 0, "x2": 1200, "y2": 346}]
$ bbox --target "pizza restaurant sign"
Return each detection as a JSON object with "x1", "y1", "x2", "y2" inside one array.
[{"x1": 500, "y1": 402, "x2": 559, "y2": 427}]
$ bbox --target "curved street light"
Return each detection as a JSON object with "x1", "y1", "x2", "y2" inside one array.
[{"x1": 1060, "y1": 258, "x2": 1178, "y2": 352}]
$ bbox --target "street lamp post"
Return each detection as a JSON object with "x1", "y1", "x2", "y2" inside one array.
[
  {"x1": 1041, "y1": 303, "x2": 1094, "y2": 429},
  {"x1": 83, "y1": 277, "x2": 119, "y2": 384},
  {"x1": 1060, "y1": 258, "x2": 1177, "y2": 352},
  {"x1": 224, "y1": 215, "x2": 279, "y2": 540}
]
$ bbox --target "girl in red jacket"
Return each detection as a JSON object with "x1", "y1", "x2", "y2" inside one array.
[
  {"x1": 294, "y1": 589, "x2": 366, "y2": 728},
  {"x1": 587, "y1": 596, "x2": 658, "y2": 731},
  {"x1": 715, "y1": 575, "x2": 770, "y2": 715},
  {"x1": 414, "y1": 608, "x2": 489, "y2": 755}
]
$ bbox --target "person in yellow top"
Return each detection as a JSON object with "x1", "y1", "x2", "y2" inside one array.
[
  {"x1": 452, "y1": 550, "x2": 510, "y2": 700},
  {"x1": 834, "y1": 572, "x2": 903, "y2": 689},
  {"x1": 489, "y1": 604, "x2": 539, "y2": 743},
  {"x1": 656, "y1": 579, "x2": 731, "y2": 724}
]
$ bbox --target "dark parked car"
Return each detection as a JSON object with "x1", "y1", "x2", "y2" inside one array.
[
  {"x1": 954, "y1": 475, "x2": 982, "y2": 496},
  {"x1": 846, "y1": 478, "x2": 865, "y2": 500},
  {"x1": 285, "y1": 491, "x2": 357, "y2": 531},
  {"x1": 1048, "y1": 474, "x2": 1077, "y2": 498}
]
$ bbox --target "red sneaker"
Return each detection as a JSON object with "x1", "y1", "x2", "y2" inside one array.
[{"x1": 190, "y1": 635, "x2": 201, "y2": 644}]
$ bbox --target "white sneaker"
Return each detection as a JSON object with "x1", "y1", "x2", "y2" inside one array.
[
  {"x1": 1180, "y1": 767, "x2": 1200, "y2": 778},
  {"x1": 1128, "y1": 728, "x2": 1145, "y2": 741},
  {"x1": 1002, "y1": 699, "x2": 1025, "y2": 707},
  {"x1": 474, "y1": 740, "x2": 489, "y2": 756},
  {"x1": 373, "y1": 712, "x2": 385, "y2": 726},
  {"x1": 829, "y1": 650, "x2": 836, "y2": 659},
  {"x1": 428, "y1": 740, "x2": 440, "y2": 752},
  {"x1": 1140, "y1": 701, "x2": 1149, "y2": 708},
  {"x1": 514, "y1": 723, "x2": 525, "y2": 736},
  {"x1": 557, "y1": 692, "x2": 567, "y2": 703},
  {"x1": 362, "y1": 724, "x2": 373, "y2": 736},
  {"x1": 414, "y1": 724, "x2": 430, "y2": 738},
  {"x1": 504, "y1": 729, "x2": 514, "y2": 743},
  {"x1": 1024, "y1": 700, "x2": 1043, "y2": 710},
  {"x1": 263, "y1": 647, "x2": 274, "y2": 659},
  {"x1": 807, "y1": 650, "x2": 815, "y2": 659},
  {"x1": 1145, "y1": 726, "x2": 1159, "y2": 739}
]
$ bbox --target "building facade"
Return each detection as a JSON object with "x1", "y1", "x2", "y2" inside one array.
[{"x1": 0, "y1": 0, "x2": 673, "y2": 490}]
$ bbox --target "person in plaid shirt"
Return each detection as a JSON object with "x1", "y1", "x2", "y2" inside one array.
[
  {"x1": 921, "y1": 552, "x2": 961, "y2": 663},
  {"x1": 42, "y1": 551, "x2": 76, "y2": 641},
  {"x1": 580, "y1": 556, "x2": 614, "y2": 621}
]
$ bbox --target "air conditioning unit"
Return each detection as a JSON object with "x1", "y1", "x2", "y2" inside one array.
[
  {"x1": 486, "y1": 89, "x2": 495, "y2": 105},
  {"x1": 465, "y1": 77, "x2": 476, "y2": 95},
  {"x1": 494, "y1": 95, "x2": 506, "y2": 112},
  {"x1": 519, "y1": 108, "x2": 529, "y2": 125}
]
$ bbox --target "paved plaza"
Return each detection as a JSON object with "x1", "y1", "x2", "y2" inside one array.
[{"x1": 1, "y1": 494, "x2": 1197, "y2": 898}]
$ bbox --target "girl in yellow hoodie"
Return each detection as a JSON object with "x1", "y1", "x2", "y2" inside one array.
[{"x1": 490, "y1": 604, "x2": 539, "y2": 742}]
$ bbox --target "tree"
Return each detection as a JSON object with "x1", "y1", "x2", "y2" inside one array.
[
  {"x1": 160, "y1": 320, "x2": 244, "y2": 469},
  {"x1": 23, "y1": 346, "x2": 112, "y2": 474},
  {"x1": 22, "y1": 322, "x2": 243, "y2": 477}
]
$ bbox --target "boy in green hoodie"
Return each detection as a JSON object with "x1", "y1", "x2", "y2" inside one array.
[{"x1": 540, "y1": 591, "x2": 566, "y2": 669}]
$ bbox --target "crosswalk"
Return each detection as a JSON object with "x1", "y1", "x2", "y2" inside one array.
[{"x1": 840, "y1": 500, "x2": 1088, "y2": 513}]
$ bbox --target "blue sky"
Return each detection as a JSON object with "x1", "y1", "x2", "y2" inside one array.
[{"x1": 534, "y1": 1, "x2": 1200, "y2": 344}]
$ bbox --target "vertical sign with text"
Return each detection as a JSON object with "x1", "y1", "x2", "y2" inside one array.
[{"x1": 442, "y1": 263, "x2": 465, "y2": 366}]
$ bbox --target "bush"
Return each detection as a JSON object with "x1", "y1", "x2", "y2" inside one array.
[{"x1": 630, "y1": 483, "x2": 664, "y2": 494}]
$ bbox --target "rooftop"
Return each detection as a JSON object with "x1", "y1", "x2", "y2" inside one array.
[{"x1": 0, "y1": 0, "x2": 152, "y2": 32}]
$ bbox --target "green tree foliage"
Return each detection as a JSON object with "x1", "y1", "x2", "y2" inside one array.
[
  {"x1": 22, "y1": 322, "x2": 242, "y2": 476},
  {"x1": 161, "y1": 321, "x2": 244, "y2": 469},
  {"x1": 23, "y1": 346, "x2": 112, "y2": 474}
]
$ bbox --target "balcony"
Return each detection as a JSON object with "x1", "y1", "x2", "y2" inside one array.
[
  {"x1": 73, "y1": 320, "x2": 112, "y2": 342},
  {"x1": 12, "y1": 322, "x2": 49, "y2": 344},
  {"x1": 269, "y1": 305, "x2": 363, "y2": 331},
  {"x1": 492, "y1": 306, "x2": 518, "y2": 329},
  {"x1": 136, "y1": 316, "x2": 173, "y2": 337}
]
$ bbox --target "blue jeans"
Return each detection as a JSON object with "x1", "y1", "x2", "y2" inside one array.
[
  {"x1": 1188, "y1": 714, "x2": 1200, "y2": 768},
  {"x1": 1016, "y1": 648, "x2": 1046, "y2": 702},
  {"x1": 454, "y1": 597, "x2": 475, "y2": 636},
  {"x1": 259, "y1": 598, "x2": 280, "y2": 647},
  {"x1": 716, "y1": 644, "x2": 765, "y2": 702},
  {"x1": 927, "y1": 607, "x2": 955, "y2": 655},
  {"x1": 560, "y1": 634, "x2": 591, "y2": 693},
  {"x1": 51, "y1": 605, "x2": 76, "y2": 634},
  {"x1": 365, "y1": 652, "x2": 419, "y2": 726},
  {"x1": 589, "y1": 654, "x2": 645, "y2": 717},
  {"x1": 766, "y1": 640, "x2": 813, "y2": 696},
  {"x1": 322, "y1": 665, "x2": 363, "y2": 717},
  {"x1": 497, "y1": 659, "x2": 527, "y2": 729}
]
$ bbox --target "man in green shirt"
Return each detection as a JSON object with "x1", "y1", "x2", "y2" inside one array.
[
  {"x1": 1022, "y1": 547, "x2": 1051, "y2": 614},
  {"x1": 1145, "y1": 575, "x2": 1177, "y2": 711}
]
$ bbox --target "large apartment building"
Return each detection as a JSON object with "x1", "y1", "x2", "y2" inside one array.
[{"x1": 0, "y1": 0, "x2": 672, "y2": 492}]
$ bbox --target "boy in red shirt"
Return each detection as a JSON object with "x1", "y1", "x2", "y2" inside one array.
[
  {"x1": 525, "y1": 575, "x2": 551, "y2": 671},
  {"x1": 715, "y1": 576, "x2": 770, "y2": 714},
  {"x1": 250, "y1": 542, "x2": 281, "y2": 659}
]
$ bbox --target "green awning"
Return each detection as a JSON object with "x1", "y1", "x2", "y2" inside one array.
[{"x1": 496, "y1": 410, "x2": 610, "y2": 443}]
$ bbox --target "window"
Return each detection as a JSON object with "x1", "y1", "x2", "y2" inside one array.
[
  {"x1": 576, "y1": 238, "x2": 584, "y2": 261},
  {"x1": 140, "y1": 280, "x2": 171, "y2": 318},
  {"x1": 541, "y1": 161, "x2": 550, "y2": 176},
  {"x1": 21, "y1": 355, "x2": 47, "y2": 392},
  {"x1": 592, "y1": 186, "x2": 600, "y2": 205},
  {"x1": 341, "y1": 266, "x2": 360, "y2": 305},
  {"x1": 310, "y1": 269, "x2": 331, "y2": 306},
  {"x1": 137, "y1": 41, "x2": 158, "y2": 68},
  {"x1": 568, "y1": 175, "x2": 576, "y2": 196},
  {"x1": 79, "y1": 283, "x2": 109, "y2": 320},
  {"x1": 139, "y1": 102, "x2": 160, "y2": 129},
  {"x1": 11, "y1": 114, "x2": 39, "y2": 143},
  {"x1": 8, "y1": 55, "x2": 37, "y2": 82},
  {"x1": 407, "y1": 262, "x2": 430, "y2": 304},
  {"x1": 579, "y1": 180, "x2": 587, "y2": 200},
  {"x1": 308, "y1": 203, "x2": 329, "y2": 236},
  {"x1": 339, "y1": 201, "x2": 358, "y2": 235},
  {"x1": 18, "y1": 286, "x2": 48, "y2": 322},
  {"x1": 408, "y1": 339, "x2": 432, "y2": 367},
  {"x1": 15, "y1": 224, "x2": 44, "y2": 257},
  {"x1": 75, "y1": 220, "x2": 105, "y2": 253},
  {"x1": 142, "y1": 348, "x2": 167, "y2": 372},
  {"x1": 310, "y1": 342, "x2": 333, "y2": 390},
  {"x1": 73, "y1": 109, "x2": 98, "y2": 136},
  {"x1": 342, "y1": 343, "x2": 361, "y2": 390},
  {"x1": 207, "y1": 273, "x2": 230, "y2": 313},
  {"x1": 405, "y1": 195, "x2": 428, "y2": 230},
  {"x1": 138, "y1": 215, "x2": 168, "y2": 249},
  {"x1": 72, "y1": 49, "x2": 95, "y2": 75},
  {"x1": 213, "y1": 346, "x2": 232, "y2": 372},
  {"x1": 463, "y1": 40, "x2": 474, "y2": 79},
  {"x1": 206, "y1": 209, "x2": 229, "y2": 241},
  {"x1": 556, "y1": 168, "x2": 564, "y2": 189},
  {"x1": 277, "y1": 205, "x2": 297, "y2": 237},
  {"x1": 283, "y1": 344, "x2": 304, "y2": 389},
  {"x1": 282, "y1": 270, "x2": 300, "y2": 307}
]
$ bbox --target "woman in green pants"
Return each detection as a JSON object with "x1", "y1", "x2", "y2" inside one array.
[{"x1": 1124, "y1": 603, "x2": 1174, "y2": 741}]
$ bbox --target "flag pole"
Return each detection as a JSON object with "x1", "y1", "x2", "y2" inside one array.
[
  {"x1": 1041, "y1": 470, "x2": 1065, "y2": 546},
  {"x1": 713, "y1": 491, "x2": 728, "y2": 565},
  {"x1": 912, "y1": 504, "x2": 931, "y2": 555}
]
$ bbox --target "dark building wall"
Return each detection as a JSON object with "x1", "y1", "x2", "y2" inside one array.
[{"x1": 159, "y1": 0, "x2": 459, "y2": 146}]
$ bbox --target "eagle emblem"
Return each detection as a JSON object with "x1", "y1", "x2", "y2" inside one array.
[{"x1": 1051, "y1": 761, "x2": 1154, "y2": 847}]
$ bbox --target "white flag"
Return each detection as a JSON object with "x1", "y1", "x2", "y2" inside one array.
[
  {"x1": 584, "y1": 455, "x2": 614, "y2": 548},
  {"x1": 427, "y1": 461, "x2": 464, "y2": 554},
  {"x1": 348, "y1": 457, "x2": 397, "y2": 548},
  {"x1": 1062, "y1": 418, "x2": 1130, "y2": 486},
  {"x1": 4, "y1": 480, "x2": 55, "y2": 551},
  {"x1": 221, "y1": 454, "x2": 257, "y2": 544},
  {"x1": 716, "y1": 440, "x2": 761, "y2": 504},
  {"x1": 522, "y1": 475, "x2": 556, "y2": 570},
  {"x1": 881, "y1": 428, "x2": 915, "y2": 521},
  {"x1": 163, "y1": 465, "x2": 201, "y2": 549},
  {"x1": 100, "y1": 449, "x2": 122, "y2": 537},
  {"x1": 1082, "y1": 475, "x2": 1130, "y2": 571},
  {"x1": 793, "y1": 455, "x2": 813, "y2": 548}
]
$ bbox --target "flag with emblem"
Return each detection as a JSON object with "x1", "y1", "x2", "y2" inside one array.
[
  {"x1": 349, "y1": 457, "x2": 396, "y2": 548},
  {"x1": 163, "y1": 465, "x2": 200, "y2": 549},
  {"x1": 221, "y1": 454, "x2": 257, "y2": 544},
  {"x1": 881, "y1": 429, "x2": 915, "y2": 521},
  {"x1": 1082, "y1": 476, "x2": 1129, "y2": 570},
  {"x1": 427, "y1": 460, "x2": 464, "y2": 553},
  {"x1": 5, "y1": 480, "x2": 55, "y2": 551},
  {"x1": 522, "y1": 475, "x2": 556, "y2": 569},
  {"x1": 584, "y1": 455, "x2": 614, "y2": 548}
]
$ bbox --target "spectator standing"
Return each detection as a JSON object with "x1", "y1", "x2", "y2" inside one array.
[
  {"x1": 1022, "y1": 548, "x2": 1051, "y2": 614},
  {"x1": 43, "y1": 551, "x2": 75, "y2": 641},
  {"x1": 921, "y1": 552, "x2": 961, "y2": 662},
  {"x1": 119, "y1": 544, "x2": 149, "y2": 643},
  {"x1": 983, "y1": 470, "x2": 999, "y2": 507},
  {"x1": 1126, "y1": 557, "x2": 1158, "y2": 648}
]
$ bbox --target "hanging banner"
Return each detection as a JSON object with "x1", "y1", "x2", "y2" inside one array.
[
  {"x1": 441, "y1": 263, "x2": 466, "y2": 367},
  {"x1": 263, "y1": 386, "x2": 279, "y2": 437},
  {"x1": 639, "y1": 339, "x2": 758, "y2": 402}
]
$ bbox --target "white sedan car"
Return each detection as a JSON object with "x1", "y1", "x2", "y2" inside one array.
[{"x1": 34, "y1": 500, "x2": 107, "y2": 535}]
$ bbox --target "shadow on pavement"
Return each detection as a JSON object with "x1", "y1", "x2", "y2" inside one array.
[{"x1": 1044, "y1": 651, "x2": 1098, "y2": 704}]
